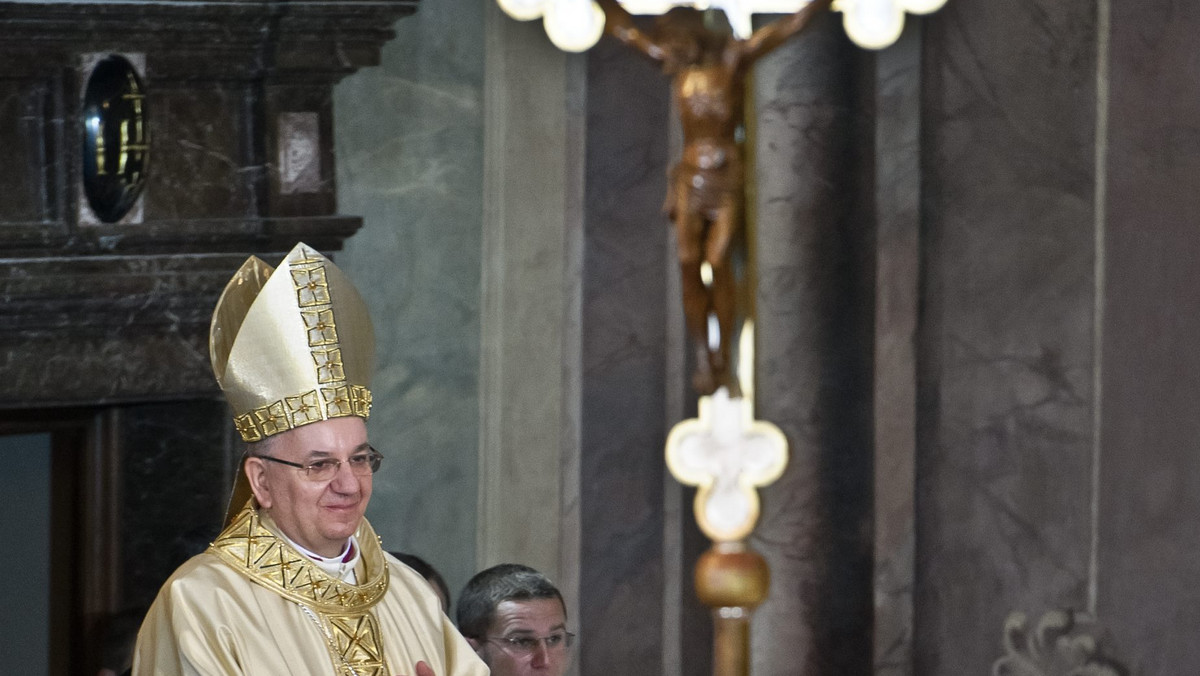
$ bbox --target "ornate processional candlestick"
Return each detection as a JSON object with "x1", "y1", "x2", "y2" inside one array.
[
  {"x1": 492, "y1": 1, "x2": 949, "y2": 674},
  {"x1": 665, "y1": 329, "x2": 787, "y2": 676}
]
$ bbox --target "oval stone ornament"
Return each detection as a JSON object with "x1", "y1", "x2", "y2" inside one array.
[{"x1": 82, "y1": 54, "x2": 149, "y2": 223}]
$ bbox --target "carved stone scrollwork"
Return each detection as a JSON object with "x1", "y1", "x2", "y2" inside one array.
[{"x1": 992, "y1": 609, "x2": 1128, "y2": 676}]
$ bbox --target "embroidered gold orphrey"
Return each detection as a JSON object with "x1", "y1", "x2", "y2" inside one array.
[{"x1": 208, "y1": 501, "x2": 391, "y2": 676}]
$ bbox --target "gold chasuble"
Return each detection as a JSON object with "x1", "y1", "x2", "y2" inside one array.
[{"x1": 134, "y1": 500, "x2": 487, "y2": 676}]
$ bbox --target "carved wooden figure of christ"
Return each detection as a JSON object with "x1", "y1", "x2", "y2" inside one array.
[{"x1": 598, "y1": 0, "x2": 835, "y2": 397}]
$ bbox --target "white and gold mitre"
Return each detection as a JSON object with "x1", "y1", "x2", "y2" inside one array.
[{"x1": 210, "y1": 242, "x2": 374, "y2": 443}]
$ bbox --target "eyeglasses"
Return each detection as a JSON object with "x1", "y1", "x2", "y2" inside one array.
[
  {"x1": 255, "y1": 448, "x2": 383, "y2": 482},
  {"x1": 483, "y1": 632, "x2": 575, "y2": 657}
]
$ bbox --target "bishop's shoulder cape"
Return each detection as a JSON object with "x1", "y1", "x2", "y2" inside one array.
[{"x1": 133, "y1": 501, "x2": 487, "y2": 676}]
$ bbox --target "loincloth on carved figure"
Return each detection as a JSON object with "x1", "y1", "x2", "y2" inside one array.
[{"x1": 664, "y1": 158, "x2": 745, "y2": 219}]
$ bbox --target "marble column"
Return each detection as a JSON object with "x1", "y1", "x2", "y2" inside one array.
[
  {"x1": 871, "y1": 24, "x2": 922, "y2": 676},
  {"x1": 476, "y1": 0, "x2": 586, "y2": 628},
  {"x1": 916, "y1": 0, "x2": 1098, "y2": 671},
  {"x1": 750, "y1": 14, "x2": 876, "y2": 676},
  {"x1": 1099, "y1": 2, "x2": 1200, "y2": 672},
  {"x1": 334, "y1": 0, "x2": 487, "y2": 597},
  {"x1": 578, "y1": 37, "x2": 675, "y2": 676}
]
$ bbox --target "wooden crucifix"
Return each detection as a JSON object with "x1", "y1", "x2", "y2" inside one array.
[
  {"x1": 595, "y1": 5, "x2": 835, "y2": 673},
  {"x1": 597, "y1": 0, "x2": 835, "y2": 397}
]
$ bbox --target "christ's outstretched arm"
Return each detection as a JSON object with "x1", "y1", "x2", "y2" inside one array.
[
  {"x1": 740, "y1": 0, "x2": 836, "y2": 63},
  {"x1": 597, "y1": 0, "x2": 669, "y2": 62}
]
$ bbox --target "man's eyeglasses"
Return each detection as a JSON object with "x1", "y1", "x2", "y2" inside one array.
[
  {"x1": 255, "y1": 448, "x2": 383, "y2": 482},
  {"x1": 483, "y1": 632, "x2": 575, "y2": 657}
]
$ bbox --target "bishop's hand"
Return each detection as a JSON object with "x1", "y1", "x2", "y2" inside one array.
[{"x1": 397, "y1": 660, "x2": 436, "y2": 676}]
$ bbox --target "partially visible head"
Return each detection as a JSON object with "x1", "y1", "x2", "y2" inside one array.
[
  {"x1": 244, "y1": 416, "x2": 373, "y2": 558},
  {"x1": 457, "y1": 564, "x2": 571, "y2": 676},
  {"x1": 392, "y1": 551, "x2": 451, "y2": 613}
]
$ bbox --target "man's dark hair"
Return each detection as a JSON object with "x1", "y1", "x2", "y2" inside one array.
[
  {"x1": 455, "y1": 563, "x2": 565, "y2": 639},
  {"x1": 390, "y1": 551, "x2": 451, "y2": 610}
]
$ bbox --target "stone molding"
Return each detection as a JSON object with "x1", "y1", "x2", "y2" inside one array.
[
  {"x1": 993, "y1": 609, "x2": 1128, "y2": 676},
  {"x1": 0, "y1": 0, "x2": 417, "y2": 406}
]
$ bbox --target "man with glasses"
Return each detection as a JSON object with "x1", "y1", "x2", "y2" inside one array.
[
  {"x1": 133, "y1": 243, "x2": 487, "y2": 676},
  {"x1": 456, "y1": 564, "x2": 574, "y2": 676}
]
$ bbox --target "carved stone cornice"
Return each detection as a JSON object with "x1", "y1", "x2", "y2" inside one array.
[
  {"x1": 0, "y1": 1, "x2": 416, "y2": 406},
  {"x1": 0, "y1": 1, "x2": 417, "y2": 80},
  {"x1": 992, "y1": 609, "x2": 1128, "y2": 676}
]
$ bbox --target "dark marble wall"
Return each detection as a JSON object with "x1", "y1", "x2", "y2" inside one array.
[
  {"x1": 750, "y1": 14, "x2": 876, "y2": 676},
  {"x1": 120, "y1": 399, "x2": 236, "y2": 611},
  {"x1": 870, "y1": 25, "x2": 923, "y2": 676},
  {"x1": 579, "y1": 38, "x2": 674, "y2": 675},
  {"x1": 905, "y1": 4, "x2": 1200, "y2": 672},
  {"x1": 1099, "y1": 3, "x2": 1200, "y2": 673},
  {"x1": 916, "y1": 0, "x2": 1099, "y2": 672}
]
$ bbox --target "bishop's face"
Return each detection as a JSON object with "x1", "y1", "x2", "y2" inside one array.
[{"x1": 245, "y1": 416, "x2": 373, "y2": 557}]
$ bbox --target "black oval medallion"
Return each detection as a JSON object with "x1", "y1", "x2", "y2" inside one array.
[{"x1": 82, "y1": 55, "x2": 149, "y2": 223}]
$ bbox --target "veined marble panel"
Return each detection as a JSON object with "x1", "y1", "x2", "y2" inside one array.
[
  {"x1": 334, "y1": 0, "x2": 485, "y2": 600},
  {"x1": 1098, "y1": 2, "x2": 1200, "y2": 673},
  {"x1": 872, "y1": 24, "x2": 922, "y2": 676},
  {"x1": 750, "y1": 14, "x2": 875, "y2": 676},
  {"x1": 917, "y1": 0, "x2": 1097, "y2": 672},
  {"x1": 579, "y1": 37, "x2": 672, "y2": 676}
]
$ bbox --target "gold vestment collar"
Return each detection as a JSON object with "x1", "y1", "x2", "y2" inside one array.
[{"x1": 207, "y1": 499, "x2": 390, "y2": 615}]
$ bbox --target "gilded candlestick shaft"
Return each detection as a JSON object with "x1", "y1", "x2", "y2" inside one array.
[{"x1": 695, "y1": 543, "x2": 769, "y2": 676}]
